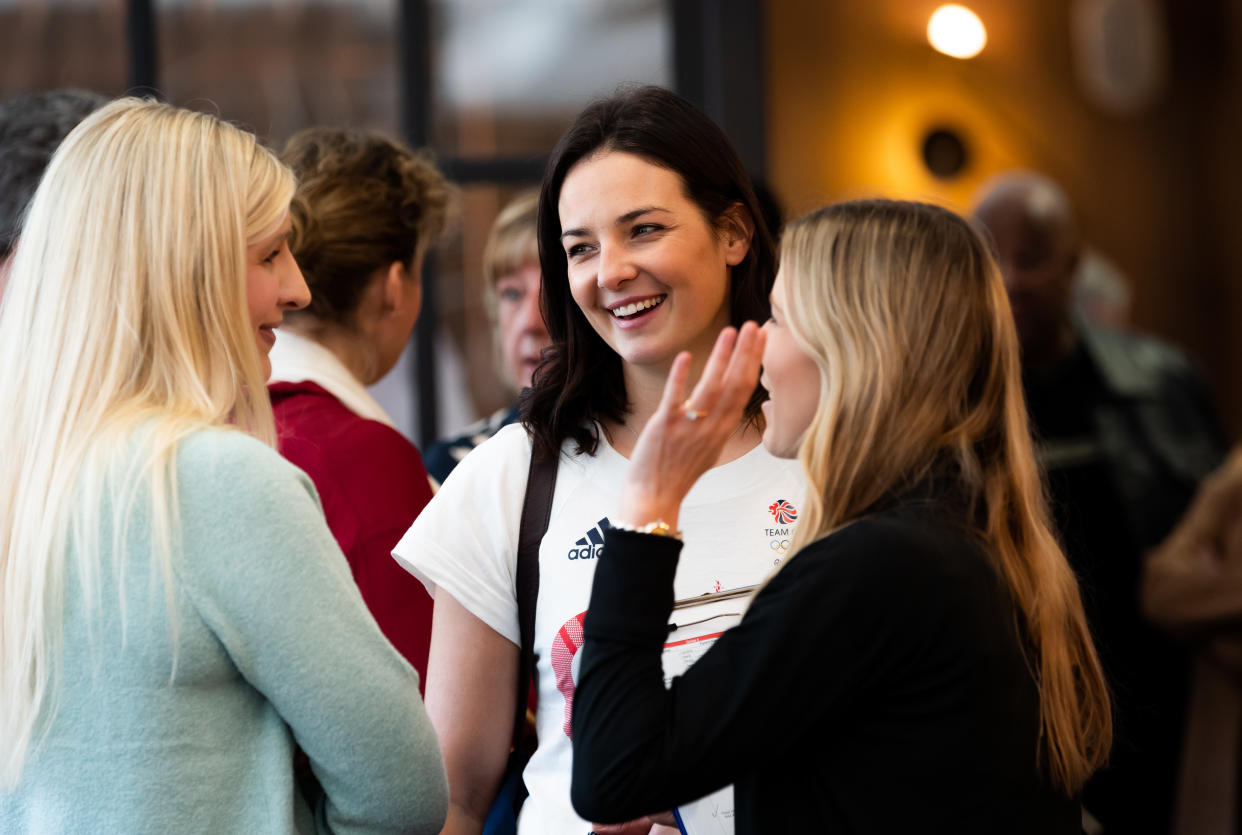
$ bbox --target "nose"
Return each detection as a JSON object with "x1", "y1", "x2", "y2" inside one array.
[
  {"x1": 596, "y1": 241, "x2": 637, "y2": 291},
  {"x1": 282, "y1": 258, "x2": 311, "y2": 311}
]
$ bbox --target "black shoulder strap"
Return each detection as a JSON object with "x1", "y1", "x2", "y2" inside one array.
[{"x1": 513, "y1": 448, "x2": 558, "y2": 746}]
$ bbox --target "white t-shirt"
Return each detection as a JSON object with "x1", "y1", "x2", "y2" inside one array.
[{"x1": 394, "y1": 422, "x2": 805, "y2": 834}]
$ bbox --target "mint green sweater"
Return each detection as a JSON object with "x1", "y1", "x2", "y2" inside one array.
[{"x1": 1, "y1": 429, "x2": 447, "y2": 833}]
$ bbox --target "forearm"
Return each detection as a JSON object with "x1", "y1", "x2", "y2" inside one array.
[
  {"x1": 437, "y1": 803, "x2": 489, "y2": 835},
  {"x1": 425, "y1": 592, "x2": 518, "y2": 829},
  {"x1": 1143, "y1": 450, "x2": 1242, "y2": 632},
  {"x1": 1144, "y1": 547, "x2": 1242, "y2": 632},
  {"x1": 572, "y1": 530, "x2": 690, "y2": 822}
]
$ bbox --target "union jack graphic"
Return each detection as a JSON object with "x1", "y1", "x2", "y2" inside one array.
[{"x1": 768, "y1": 499, "x2": 798, "y2": 525}]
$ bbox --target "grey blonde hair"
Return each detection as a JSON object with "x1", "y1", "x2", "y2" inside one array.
[{"x1": 482, "y1": 189, "x2": 540, "y2": 320}]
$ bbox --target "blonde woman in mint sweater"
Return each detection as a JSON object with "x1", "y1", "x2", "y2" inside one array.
[{"x1": 0, "y1": 99, "x2": 447, "y2": 833}]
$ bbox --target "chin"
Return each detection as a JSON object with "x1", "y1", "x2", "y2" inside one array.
[{"x1": 760, "y1": 426, "x2": 800, "y2": 460}]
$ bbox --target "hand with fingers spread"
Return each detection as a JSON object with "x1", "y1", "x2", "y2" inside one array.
[{"x1": 617, "y1": 321, "x2": 766, "y2": 531}]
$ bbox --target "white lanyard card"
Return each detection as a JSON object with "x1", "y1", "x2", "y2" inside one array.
[{"x1": 664, "y1": 586, "x2": 755, "y2": 835}]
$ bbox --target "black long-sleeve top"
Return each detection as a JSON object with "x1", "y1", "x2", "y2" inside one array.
[{"x1": 571, "y1": 496, "x2": 1081, "y2": 834}]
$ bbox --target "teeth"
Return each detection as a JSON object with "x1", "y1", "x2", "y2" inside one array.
[{"x1": 612, "y1": 296, "x2": 665, "y2": 318}]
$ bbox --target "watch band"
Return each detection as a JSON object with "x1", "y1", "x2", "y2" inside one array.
[{"x1": 611, "y1": 519, "x2": 684, "y2": 541}]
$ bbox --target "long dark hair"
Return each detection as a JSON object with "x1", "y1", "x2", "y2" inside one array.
[{"x1": 523, "y1": 85, "x2": 776, "y2": 461}]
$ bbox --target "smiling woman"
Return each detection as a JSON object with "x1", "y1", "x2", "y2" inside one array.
[
  {"x1": 393, "y1": 85, "x2": 805, "y2": 835},
  {"x1": 557, "y1": 150, "x2": 744, "y2": 377},
  {"x1": 245, "y1": 217, "x2": 306, "y2": 378},
  {"x1": 0, "y1": 99, "x2": 447, "y2": 833}
]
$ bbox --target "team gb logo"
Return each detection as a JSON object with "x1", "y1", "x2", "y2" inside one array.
[{"x1": 768, "y1": 499, "x2": 798, "y2": 525}]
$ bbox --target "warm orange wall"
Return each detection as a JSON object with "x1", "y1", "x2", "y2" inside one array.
[{"x1": 766, "y1": 0, "x2": 1242, "y2": 438}]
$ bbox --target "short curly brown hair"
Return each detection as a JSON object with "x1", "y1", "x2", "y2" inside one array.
[{"x1": 280, "y1": 126, "x2": 454, "y2": 327}]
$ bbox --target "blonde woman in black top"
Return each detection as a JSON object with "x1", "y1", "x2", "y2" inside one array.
[{"x1": 571, "y1": 199, "x2": 1112, "y2": 834}]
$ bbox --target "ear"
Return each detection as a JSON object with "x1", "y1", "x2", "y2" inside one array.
[
  {"x1": 719, "y1": 202, "x2": 755, "y2": 267},
  {"x1": 382, "y1": 259, "x2": 422, "y2": 321}
]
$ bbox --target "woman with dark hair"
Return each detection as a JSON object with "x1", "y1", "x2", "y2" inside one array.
[
  {"x1": 270, "y1": 126, "x2": 454, "y2": 685},
  {"x1": 570, "y1": 200, "x2": 1112, "y2": 833},
  {"x1": 394, "y1": 86, "x2": 804, "y2": 834}
]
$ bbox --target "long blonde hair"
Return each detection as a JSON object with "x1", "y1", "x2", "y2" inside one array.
[
  {"x1": 780, "y1": 199, "x2": 1111, "y2": 794},
  {"x1": 0, "y1": 99, "x2": 293, "y2": 787}
]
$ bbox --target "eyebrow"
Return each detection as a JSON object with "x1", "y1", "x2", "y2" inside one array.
[{"x1": 559, "y1": 205, "x2": 669, "y2": 241}]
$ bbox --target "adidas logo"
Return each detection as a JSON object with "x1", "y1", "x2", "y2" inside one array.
[{"x1": 567, "y1": 517, "x2": 612, "y2": 560}]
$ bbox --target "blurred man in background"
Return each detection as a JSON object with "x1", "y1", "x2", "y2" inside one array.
[
  {"x1": 974, "y1": 170, "x2": 1227, "y2": 834},
  {"x1": 0, "y1": 88, "x2": 108, "y2": 295}
]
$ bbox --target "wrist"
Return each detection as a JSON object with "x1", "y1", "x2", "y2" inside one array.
[
  {"x1": 618, "y1": 482, "x2": 682, "y2": 530},
  {"x1": 611, "y1": 519, "x2": 683, "y2": 541}
]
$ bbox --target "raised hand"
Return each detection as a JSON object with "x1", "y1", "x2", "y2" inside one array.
[{"x1": 617, "y1": 321, "x2": 766, "y2": 531}]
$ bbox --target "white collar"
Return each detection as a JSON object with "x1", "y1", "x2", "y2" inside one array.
[{"x1": 268, "y1": 329, "x2": 396, "y2": 429}]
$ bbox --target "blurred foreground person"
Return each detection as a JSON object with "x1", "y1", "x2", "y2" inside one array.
[
  {"x1": 973, "y1": 170, "x2": 1226, "y2": 834},
  {"x1": 0, "y1": 87, "x2": 107, "y2": 293},
  {"x1": 570, "y1": 200, "x2": 1111, "y2": 833},
  {"x1": 0, "y1": 100, "x2": 447, "y2": 833},
  {"x1": 424, "y1": 189, "x2": 552, "y2": 485},
  {"x1": 270, "y1": 127, "x2": 453, "y2": 683},
  {"x1": 1144, "y1": 448, "x2": 1242, "y2": 835}
]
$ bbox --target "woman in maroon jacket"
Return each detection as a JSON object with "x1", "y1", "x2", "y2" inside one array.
[{"x1": 268, "y1": 126, "x2": 454, "y2": 688}]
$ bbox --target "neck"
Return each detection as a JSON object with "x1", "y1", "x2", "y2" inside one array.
[
  {"x1": 285, "y1": 319, "x2": 377, "y2": 385},
  {"x1": 606, "y1": 355, "x2": 763, "y2": 463}
]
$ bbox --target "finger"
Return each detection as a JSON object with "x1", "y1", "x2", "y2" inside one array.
[
  {"x1": 684, "y1": 326, "x2": 737, "y2": 412},
  {"x1": 715, "y1": 321, "x2": 766, "y2": 416},
  {"x1": 656, "y1": 350, "x2": 693, "y2": 420}
]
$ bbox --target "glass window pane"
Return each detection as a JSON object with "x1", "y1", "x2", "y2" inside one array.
[
  {"x1": 430, "y1": 0, "x2": 671, "y2": 158},
  {"x1": 0, "y1": 0, "x2": 127, "y2": 99},
  {"x1": 156, "y1": 0, "x2": 398, "y2": 145}
]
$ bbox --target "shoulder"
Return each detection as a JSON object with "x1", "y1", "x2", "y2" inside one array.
[
  {"x1": 269, "y1": 379, "x2": 346, "y2": 420},
  {"x1": 783, "y1": 504, "x2": 996, "y2": 603},
  {"x1": 176, "y1": 428, "x2": 320, "y2": 525},
  {"x1": 178, "y1": 427, "x2": 302, "y2": 485},
  {"x1": 424, "y1": 405, "x2": 520, "y2": 480},
  {"x1": 1078, "y1": 319, "x2": 1202, "y2": 396},
  {"x1": 412, "y1": 423, "x2": 534, "y2": 532},
  {"x1": 173, "y1": 429, "x2": 349, "y2": 592},
  {"x1": 274, "y1": 388, "x2": 424, "y2": 475},
  {"x1": 440, "y1": 421, "x2": 532, "y2": 480}
]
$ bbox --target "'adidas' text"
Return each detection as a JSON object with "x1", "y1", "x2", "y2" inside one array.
[{"x1": 568, "y1": 517, "x2": 612, "y2": 560}]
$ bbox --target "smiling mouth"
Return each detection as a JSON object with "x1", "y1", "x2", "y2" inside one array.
[{"x1": 610, "y1": 295, "x2": 666, "y2": 319}]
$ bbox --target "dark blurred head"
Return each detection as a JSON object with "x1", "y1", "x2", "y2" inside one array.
[
  {"x1": 0, "y1": 88, "x2": 109, "y2": 263},
  {"x1": 971, "y1": 171, "x2": 1081, "y2": 365}
]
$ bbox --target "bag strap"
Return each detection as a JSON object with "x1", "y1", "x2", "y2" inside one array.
[{"x1": 512, "y1": 448, "x2": 558, "y2": 746}]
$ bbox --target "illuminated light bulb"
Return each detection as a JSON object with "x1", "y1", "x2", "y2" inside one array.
[{"x1": 928, "y1": 4, "x2": 987, "y2": 59}]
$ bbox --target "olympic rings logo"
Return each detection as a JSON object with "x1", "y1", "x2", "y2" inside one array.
[{"x1": 769, "y1": 539, "x2": 790, "y2": 555}]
